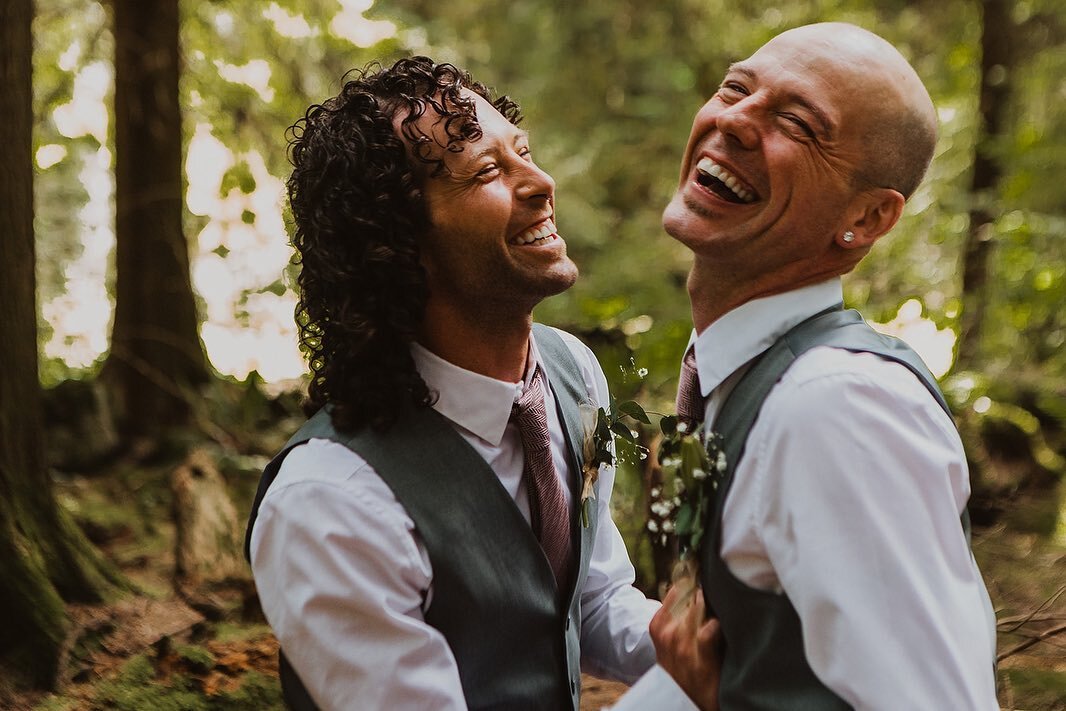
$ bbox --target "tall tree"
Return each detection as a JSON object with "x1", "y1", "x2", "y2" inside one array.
[
  {"x1": 957, "y1": 0, "x2": 1013, "y2": 369},
  {"x1": 0, "y1": 0, "x2": 121, "y2": 689},
  {"x1": 104, "y1": 0, "x2": 208, "y2": 436}
]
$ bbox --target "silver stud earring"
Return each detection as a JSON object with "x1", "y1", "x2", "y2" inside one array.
[{"x1": 842, "y1": 230, "x2": 855, "y2": 243}]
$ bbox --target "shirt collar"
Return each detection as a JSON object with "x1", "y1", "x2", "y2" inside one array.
[
  {"x1": 410, "y1": 337, "x2": 540, "y2": 446},
  {"x1": 690, "y1": 279, "x2": 843, "y2": 396}
]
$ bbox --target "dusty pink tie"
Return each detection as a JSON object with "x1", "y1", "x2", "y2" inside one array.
[
  {"x1": 511, "y1": 366, "x2": 572, "y2": 591},
  {"x1": 676, "y1": 347, "x2": 704, "y2": 431}
]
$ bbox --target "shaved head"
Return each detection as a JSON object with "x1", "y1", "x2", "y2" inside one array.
[{"x1": 764, "y1": 23, "x2": 938, "y2": 199}]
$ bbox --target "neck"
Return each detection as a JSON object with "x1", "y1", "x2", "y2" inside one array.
[
  {"x1": 419, "y1": 302, "x2": 532, "y2": 382},
  {"x1": 688, "y1": 254, "x2": 845, "y2": 334},
  {"x1": 687, "y1": 254, "x2": 754, "y2": 334}
]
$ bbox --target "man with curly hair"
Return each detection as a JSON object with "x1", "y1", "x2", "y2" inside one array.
[{"x1": 245, "y1": 57, "x2": 659, "y2": 710}]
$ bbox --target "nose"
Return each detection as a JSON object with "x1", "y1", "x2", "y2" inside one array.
[
  {"x1": 516, "y1": 160, "x2": 555, "y2": 201},
  {"x1": 715, "y1": 99, "x2": 760, "y2": 150}
]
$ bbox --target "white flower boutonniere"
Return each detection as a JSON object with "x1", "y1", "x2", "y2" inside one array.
[
  {"x1": 655, "y1": 417, "x2": 726, "y2": 563},
  {"x1": 579, "y1": 398, "x2": 651, "y2": 528}
]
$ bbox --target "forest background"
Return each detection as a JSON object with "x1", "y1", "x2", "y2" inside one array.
[{"x1": 1, "y1": 0, "x2": 1064, "y2": 709}]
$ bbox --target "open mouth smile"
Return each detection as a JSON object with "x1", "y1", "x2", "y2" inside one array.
[
  {"x1": 511, "y1": 218, "x2": 559, "y2": 245},
  {"x1": 695, "y1": 158, "x2": 757, "y2": 204}
]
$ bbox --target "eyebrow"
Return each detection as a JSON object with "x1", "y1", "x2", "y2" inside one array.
[{"x1": 725, "y1": 63, "x2": 835, "y2": 138}]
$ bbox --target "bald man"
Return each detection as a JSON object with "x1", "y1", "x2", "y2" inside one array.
[{"x1": 633, "y1": 22, "x2": 998, "y2": 711}]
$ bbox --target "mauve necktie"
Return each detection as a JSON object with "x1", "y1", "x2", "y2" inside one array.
[
  {"x1": 510, "y1": 365, "x2": 573, "y2": 591},
  {"x1": 676, "y1": 347, "x2": 704, "y2": 431}
]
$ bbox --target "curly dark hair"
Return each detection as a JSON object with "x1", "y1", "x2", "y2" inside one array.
[{"x1": 287, "y1": 57, "x2": 522, "y2": 432}]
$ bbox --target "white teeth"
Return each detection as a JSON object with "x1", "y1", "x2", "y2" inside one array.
[
  {"x1": 513, "y1": 219, "x2": 557, "y2": 245},
  {"x1": 695, "y1": 157, "x2": 755, "y2": 203}
]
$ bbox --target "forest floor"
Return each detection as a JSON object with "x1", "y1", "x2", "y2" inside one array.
[{"x1": 7, "y1": 397, "x2": 1066, "y2": 711}]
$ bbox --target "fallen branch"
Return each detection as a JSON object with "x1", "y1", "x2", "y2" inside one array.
[
  {"x1": 997, "y1": 623, "x2": 1066, "y2": 662},
  {"x1": 997, "y1": 584, "x2": 1065, "y2": 634}
]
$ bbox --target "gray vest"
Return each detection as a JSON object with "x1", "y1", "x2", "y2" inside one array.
[
  {"x1": 699, "y1": 307, "x2": 968, "y2": 710},
  {"x1": 245, "y1": 324, "x2": 596, "y2": 710}
]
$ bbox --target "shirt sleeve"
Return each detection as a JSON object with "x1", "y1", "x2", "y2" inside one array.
[
  {"x1": 249, "y1": 440, "x2": 468, "y2": 711},
  {"x1": 745, "y1": 350, "x2": 998, "y2": 710},
  {"x1": 554, "y1": 329, "x2": 661, "y2": 683},
  {"x1": 607, "y1": 665, "x2": 700, "y2": 710}
]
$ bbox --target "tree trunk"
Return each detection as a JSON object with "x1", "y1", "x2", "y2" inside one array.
[
  {"x1": 172, "y1": 449, "x2": 246, "y2": 588},
  {"x1": 957, "y1": 0, "x2": 1012, "y2": 370},
  {"x1": 105, "y1": 0, "x2": 209, "y2": 437},
  {"x1": 0, "y1": 0, "x2": 123, "y2": 689}
]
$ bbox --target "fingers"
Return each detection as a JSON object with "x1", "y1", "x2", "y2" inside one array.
[
  {"x1": 650, "y1": 586, "x2": 723, "y2": 711},
  {"x1": 668, "y1": 576, "x2": 699, "y2": 619},
  {"x1": 686, "y1": 585, "x2": 705, "y2": 631},
  {"x1": 696, "y1": 616, "x2": 721, "y2": 658},
  {"x1": 652, "y1": 583, "x2": 709, "y2": 662}
]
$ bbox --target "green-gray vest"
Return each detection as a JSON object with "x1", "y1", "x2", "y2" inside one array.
[
  {"x1": 699, "y1": 307, "x2": 969, "y2": 710},
  {"x1": 245, "y1": 324, "x2": 598, "y2": 710}
]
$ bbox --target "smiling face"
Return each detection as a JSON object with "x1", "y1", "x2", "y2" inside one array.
[
  {"x1": 406, "y1": 92, "x2": 578, "y2": 323},
  {"x1": 663, "y1": 23, "x2": 928, "y2": 294}
]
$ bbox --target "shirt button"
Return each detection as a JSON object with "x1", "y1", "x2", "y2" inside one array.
[
  {"x1": 565, "y1": 615, "x2": 571, "y2": 630},
  {"x1": 570, "y1": 678, "x2": 577, "y2": 694}
]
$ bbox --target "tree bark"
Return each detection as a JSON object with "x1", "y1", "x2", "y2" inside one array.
[
  {"x1": 0, "y1": 0, "x2": 123, "y2": 689},
  {"x1": 957, "y1": 0, "x2": 1012, "y2": 370},
  {"x1": 105, "y1": 0, "x2": 209, "y2": 437}
]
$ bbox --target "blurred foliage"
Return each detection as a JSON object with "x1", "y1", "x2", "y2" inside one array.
[
  {"x1": 30, "y1": 1, "x2": 1066, "y2": 500},
  {"x1": 30, "y1": 0, "x2": 1066, "y2": 392}
]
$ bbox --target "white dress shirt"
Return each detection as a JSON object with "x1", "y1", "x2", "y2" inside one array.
[
  {"x1": 617, "y1": 279, "x2": 998, "y2": 710},
  {"x1": 250, "y1": 327, "x2": 659, "y2": 711}
]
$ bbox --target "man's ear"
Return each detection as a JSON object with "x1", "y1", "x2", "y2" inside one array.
[{"x1": 838, "y1": 188, "x2": 905, "y2": 249}]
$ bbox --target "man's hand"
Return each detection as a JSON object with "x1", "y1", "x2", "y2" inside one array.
[{"x1": 649, "y1": 581, "x2": 722, "y2": 711}]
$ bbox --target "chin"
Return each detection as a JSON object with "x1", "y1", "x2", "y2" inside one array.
[
  {"x1": 550, "y1": 263, "x2": 580, "y2": 293},
  {"x1": 663, "y1": 201, "x2": 704, "y2": 250},
  {"x1": 536, "y1": 262, "x2": 579, "y2": 300}
]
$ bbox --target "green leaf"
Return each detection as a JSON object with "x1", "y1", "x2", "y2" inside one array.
[
  {"x1": 675, "y1": 503, "x2": 694, "y2": 536},
  {"x1": 660, "y1": 415, "x2": 678, "y2": 437},
  {"x1": 611, "y1": 421, "x2": 636, "y2": 442},
  {"x1": 689, "y1": 524, "x2": 704, "y2": 554},
  {"x1": 595, "y1": 442, "x2": 613, "y2": 463},
  {"x1": 595, "y1": 412, "x2": 613, "y2": 442},
  {"x1": 617, "y1": 400, "x2": 651, "y2": 424}
]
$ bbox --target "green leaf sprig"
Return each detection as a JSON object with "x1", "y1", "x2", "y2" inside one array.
[{"x1": 580, "y1": 396, "x2": 651, "y2": 528}]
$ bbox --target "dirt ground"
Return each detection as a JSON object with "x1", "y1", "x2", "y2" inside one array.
[{"x1": 8, "y1": 590, "x2": 628, "y2": 710}]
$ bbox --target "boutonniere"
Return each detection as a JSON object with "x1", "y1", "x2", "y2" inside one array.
[
  {"x1": 579, "y1": 397, "x2": 651, "y2": 528},
  {"x1": 654, "y1": 418, "x2": 726, "y2": 564}
]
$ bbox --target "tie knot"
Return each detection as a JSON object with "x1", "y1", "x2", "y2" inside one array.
[
  {"x1": 676, "y1": 347, "x2": 703, "y2": 429},
  {"x1": 511, "y1": 366, "x2": 547, "y2": 424}
]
